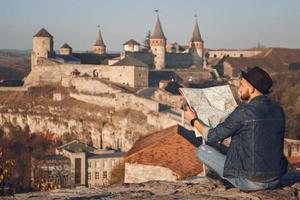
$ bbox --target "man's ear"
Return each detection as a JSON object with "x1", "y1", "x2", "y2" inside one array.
[{"x1": 250, "y1": 86, "x2": 255, "y2": 94}]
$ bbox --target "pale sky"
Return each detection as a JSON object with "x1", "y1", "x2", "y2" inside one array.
[{"x1": 0, "y1": 0, "x2": 299, "y2": 52}]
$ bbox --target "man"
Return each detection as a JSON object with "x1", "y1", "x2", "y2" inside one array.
[{"x1": 185, "y1": 66, "x2": 288, "y2": 191}]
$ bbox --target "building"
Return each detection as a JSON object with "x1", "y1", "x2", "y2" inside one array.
[
  {"x1": 55, "y1": 140, "x2": 125, "y2": 187},
  {"x1": 123, "y1": 39, "x2": 140, "y2": 52},
  {"x1": 124, "y1": 125, "x2": 203, "y2": 183}
]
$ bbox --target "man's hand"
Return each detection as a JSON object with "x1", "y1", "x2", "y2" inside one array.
[{"x1": 184, "y1": 106, "x2": 197, "y2": 122}]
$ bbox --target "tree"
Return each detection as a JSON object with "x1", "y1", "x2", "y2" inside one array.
[{"x1": 142, "y1": 30, "x2": 151, "y2": 51}]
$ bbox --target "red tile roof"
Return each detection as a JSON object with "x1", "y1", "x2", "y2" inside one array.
[{"x1": 125, "y1": 125, "x2": 203, "y2": 180}]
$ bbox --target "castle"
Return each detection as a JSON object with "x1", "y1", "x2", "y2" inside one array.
[
  {"x1": 25, "y1": 16, "x2": 208, "y2": 88},
  {"x1": 31, "y1": 16, "x2": 205, "y2": 69},
  {"x1": 26, "y1": 16, "x2": 263, "y2": 89}
]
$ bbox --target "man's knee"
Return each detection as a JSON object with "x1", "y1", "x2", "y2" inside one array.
[{"x1": 196, "y1": 144, "x2": 210, "y2": 160}]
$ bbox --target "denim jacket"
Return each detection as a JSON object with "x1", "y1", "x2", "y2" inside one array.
[{"x1": 203, "y1": 95, "x2": 288, "y2": 182}]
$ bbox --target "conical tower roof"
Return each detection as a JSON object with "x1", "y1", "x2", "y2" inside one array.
[
  {"x1": 151, "y1": 17, "x2": 166, "y2": 40},
  {"x1": 94, "y1": 30, "x2": 105, "y2": 47},
  {"x1": 34, "y1": 28, "x2": 53, "y2": 38},
  {"x1": 190, "y1": 20, "x2": 203, "y2": 43}
]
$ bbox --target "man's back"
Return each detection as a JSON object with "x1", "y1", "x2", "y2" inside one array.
[{"x1": 223, "y1": 95, "x2": 288, "y2": 182}]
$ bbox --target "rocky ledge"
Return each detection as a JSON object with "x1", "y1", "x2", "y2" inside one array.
[{"x1": 4, "y1": 173, "x2": 300, "y2": 200}]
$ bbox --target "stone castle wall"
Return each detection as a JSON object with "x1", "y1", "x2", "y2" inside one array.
[
  {"x1": 25, "y1": 64, "x2": 148, "y2": 88},
  {"x1": 69, "y1": 92, "x2": 159, "y2": 114},
  {"x1": 208, "y1": 50, "x2": 262, "y2": 58},
  {"x1": 64, "y1": 77, "x2": 122, "y2": 94}
]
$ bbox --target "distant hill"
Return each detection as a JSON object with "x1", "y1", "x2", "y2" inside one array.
[
  {"x1": 257, "y1": 48, "x2": 300, "y2": 65},
  {"x1": 224, "y1": 48, "x2": 300, "y2": 73},
  {"x1": 0, "y1": 49, "x2": 31, "y2": 80}
]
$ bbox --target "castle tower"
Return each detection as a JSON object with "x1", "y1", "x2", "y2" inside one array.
[
  {"x1": 189, "y1": 19, "x2": 204, "y2": 67},
  {"x1": 92, "y1": 29, "x2": 106, "y2": 54},
  {"x1": 149, "y1": 16, "x2": 166, "y2": 70},
  {"x1": 31, "y1": 28, "x2": 54, "y2": 67},
  {"x1": 59, "y1": 43, "x2": 72, "y2": 55}
]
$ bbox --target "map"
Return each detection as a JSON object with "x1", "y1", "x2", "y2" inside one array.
[{"x1": 180, "y1": 85, "x2": 237, "y2": 128}]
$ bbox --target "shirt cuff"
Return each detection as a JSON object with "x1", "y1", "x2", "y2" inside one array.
[{"x1": 193, "y1": 125, "x2": 210, "y2": 141}]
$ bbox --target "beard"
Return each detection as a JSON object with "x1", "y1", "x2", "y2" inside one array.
[{"x1": 240, "y1": 90, "x2": 250, "y2": 101}]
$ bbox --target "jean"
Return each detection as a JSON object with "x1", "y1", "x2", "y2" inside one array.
[{"x1": 196, "y1": 144, "x2": 280, "y2": 191}]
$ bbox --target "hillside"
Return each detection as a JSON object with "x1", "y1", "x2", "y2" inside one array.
[
  {"x1": 0, "y1": 49, "x2": 31, "y2": 80},
  {"x1": 218, "y1": 48, "x2": 300, "y2": 74}
]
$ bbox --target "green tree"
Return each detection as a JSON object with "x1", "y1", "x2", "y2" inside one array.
[{"x1": 142, "y1": 30, "x2": 151, "y2": 51}]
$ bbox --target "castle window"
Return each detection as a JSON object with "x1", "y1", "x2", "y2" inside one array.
[
  {"x1": 103, "y1": 171, "x2": 108, "y2": 179},
  {"x1": 88, "y1": 172, "x2": 91, "y2": 180},
  {"x1": 95, "y1": 172, "x2": 100, "y2": 180},
  {"x1": 214, "y1": 54, "x2": 217, "y2": 58},
  {"x1": 240, "y1": 54, "x2": 244, "y2": 57},
  {"x1": 88, "y1": 162, "x2": 91, "y2": 168}
]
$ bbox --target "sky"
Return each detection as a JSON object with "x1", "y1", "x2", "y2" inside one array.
[{"x1": 0, "y1": 0, "x2": 299, "y2": 52}]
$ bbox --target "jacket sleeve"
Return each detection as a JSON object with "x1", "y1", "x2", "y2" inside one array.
[{"x1": 205, "y1": 106, "x2": 244, "y2": 143}]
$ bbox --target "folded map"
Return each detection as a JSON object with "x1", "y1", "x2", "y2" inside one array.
[{"x1": 179, "y1": 85, "x2": 237, "y2": 128}]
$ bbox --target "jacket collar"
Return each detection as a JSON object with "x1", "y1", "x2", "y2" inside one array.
[{"x1": 249, "y1": 95, "x2": 268, "y2": 103}]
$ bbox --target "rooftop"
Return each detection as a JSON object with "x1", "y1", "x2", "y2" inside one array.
[
  {"x1": 57, "y1": 140, "x2": 96, "y2": 153},
  {"x1": 125, "y1": 125, "x2": 203, "y2": 179},
  {"x1": 123, "y1": 39, "x2": 140, "y2": 46},
  {"x1": 34, "y1": 28, "x2": 53, "y2": 38},
  {"x1": 60, "y1": 43, "x2": 72, "y2": 49},
  {"x1": 151, "y1": 17, "x2": 166, "y2": 40},
  {"x1": 111, "y1": 55, "x2": 148, "y2": 67},
  {"x1": 190, "y1": 20, "x2": 203, "y2": 43}
]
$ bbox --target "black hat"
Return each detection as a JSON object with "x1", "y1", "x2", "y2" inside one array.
[{"x1": 241, "y1": 66, "x2": 272, "y2": 94}]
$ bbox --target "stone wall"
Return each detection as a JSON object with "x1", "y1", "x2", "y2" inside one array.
[
  {"x1": 69, "y1": 93, "x2": 159, "y2": 114},
  {"x1": 25, "y1": 63, "x2": 147, "y2": 89},
  {"x1": 149, "y1": 69, "x2": 211, "y2": 86},
  {"x1": 208, "y1": 50, "x2": 262, "y2": 58},
  {"x1": 65, "y1": 77, "x2": 122, "y2": 94},
  {"x1": 0, "y1": 87, "x2": 28, "y2": 92},
  {"x1": 285, "y1": 138, "x2": 300, "y2": 157},
  {"x1": 147, "y1": 112, "x2": 179, "y2": 129},
  {"x1": 24, "y1": 64, "x2": 100, "y2": 86},
  {"x1": 152, "y1": 89, "x2": 184, "y2": 108},
  {"x1": 124, "y1": 163, "x2": 177, "y2": 183},
  {"x1": 32, "y1": 37, "x2": 54, "y2": 66}
]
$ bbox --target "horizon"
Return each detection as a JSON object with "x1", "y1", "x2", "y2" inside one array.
[{"x1": 0, "y1": 0, "x2": 300, "y2": 51}]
